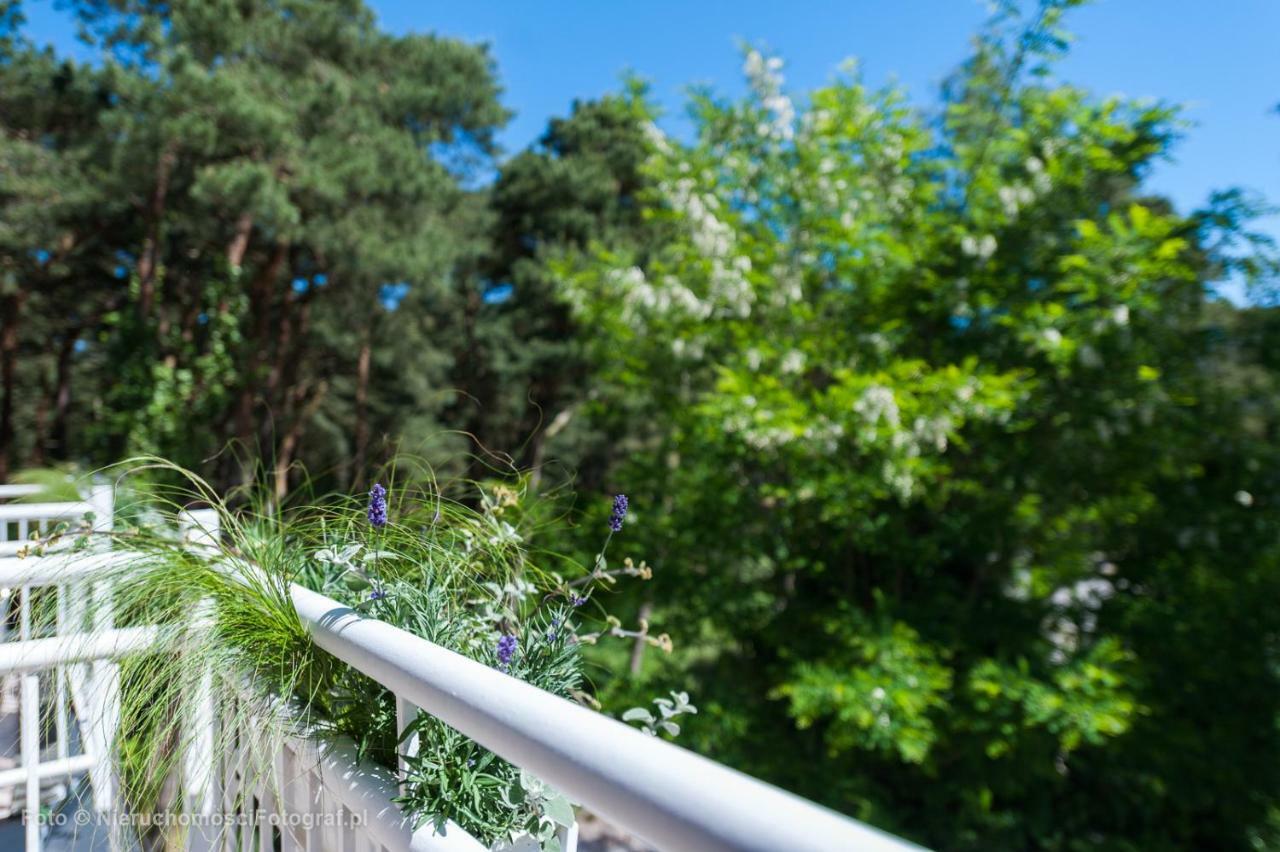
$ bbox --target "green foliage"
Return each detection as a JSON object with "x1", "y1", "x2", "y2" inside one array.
[
  {"x1": 965, "y1": 638, "x2": 1139, "y2": 758},
  {"x1": 453, "y1": 87, "x2": 654, "y2": 478},
  {"x1": 55, "y1": 461, "x2": 647, "y2": 849},
  {"x1": 777, "y1": 605, "x2": 954, "y2": 764},
  {"x1": 6, "y1": 1, "x2": 1280, "y2": 849},
  {"x1": 622, "y1": 690, "x2": 697, "y2": 738},
  {"x1": 9, "y1": 466, "x2": 82, "y2": 502},
  {"x1": 554, "y1": 3, "x2": 1280, "y2": 849},
  {"x1": 0, "y1": 0, "x2": 508, "y2": 486}
]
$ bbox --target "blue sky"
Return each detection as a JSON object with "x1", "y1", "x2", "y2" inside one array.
[{"x1": 18, "y1": 1, "x2": 1279, "y2": 296}]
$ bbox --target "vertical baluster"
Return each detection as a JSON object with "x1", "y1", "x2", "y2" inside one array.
[
  {"x1": 222, "y1": 694, "x2": 238, "y2": 852},
  {"x1": 22, "y1": 672, "x2": 40, "y2": 852},
  {"x1": 183, "y1": 600, "x2": 215, "y2": 817},
  {"x1": 0, "y1": 520, "x2": 9, "y2": 648},
  {"x1": 258, "y1": 770, "x2": 274, "y2": 852},
  {"x1": 85, "y1": 483, "x2": 118, "y2": 828},
  {"x1": 53, "y1": 584, "x2": 68, "y2": 810},
  {"x1": 18, "y1": 580, "x2": 31, "y2": 647},
  {"x1": 560, "y1": 820, "x2": 581, "y2": 852},
  {"x1": 394, "y1": 694, "x2": 419, "y2": 797},
  {"x1": 0, "y1": 587, "x2": 11, "y2": 645},
  {"x1": 89, "y1": 480, "x2": 115, "y2": 635},
  {"x1": 321, "y1": 780, "x2": 339, "y2": 852},
  {"x1": 305, "y1": 769, "x2": 322, "y2": 852},
  {"x1": 219, "y1": 701, "x2": 234, "y2": 852},
  {"x1": 178, "y1": 509, "x2": 219, "y2": 824},
  {"x1": 239, "y1": 702, "x2": 255, "y2": 852},
  {"x1": 18, "y1": 584, "x2": 29, "y2": 642},
  {"x1": 64, "y1": 489, "x2": 93, "y2": 814},
  {"x1": 89, "y1": 482, "x2": 115, "y2": 638},
  {"x1": 19, "y1": 581, "x2": 33, "y2": 845},
  {"x1": 277, "y1": 744, "x2": 297, "y2": 852},
  {"x1": 88, "y1": 483, "x2": 114, "y2": 539},
  {"x1": 54, "y1": 587, "x2": 67, "y2": 753},
  {"x1": 338, "y1": 805, "x2": 353, "y2": 852}
]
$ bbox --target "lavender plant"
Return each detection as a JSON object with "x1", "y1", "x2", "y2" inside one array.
[
  {"x1": 291, "y1": 480, "x2": 593, "y2": 848},
  {"x1": 300, "y1": 482, "x2": 697, "y2": 849},
  {"x1": 30, "y1": 462, "x2": 691, "y2": 851}
]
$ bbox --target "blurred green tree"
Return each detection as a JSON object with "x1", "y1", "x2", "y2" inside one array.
[
  {"x1": 0, "y1": 1, "x2": 125, "y2": 476},
  {"x1": 2, "y1": 0, "x2": 507, "y2": 493},
  {"x1": 451, "y1": 89, "x2": 653, "y2": 485},
  {"x1": 5, "y1": 1, "x2": 1280, "y2": 846},
  {"x1": 557, "y1": 2, "x2": 1280, "y2": 848}
]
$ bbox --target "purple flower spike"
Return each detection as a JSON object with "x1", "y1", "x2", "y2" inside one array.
[
  {"x1": 496, "y1": 634, "x2": 518, "y2": 670},
  {"x1": 609, "y1": 494, "x2": 629, "y2": 532},
  {"x1": 368, "y1": 484, "x2": 388, "y2": 528}
]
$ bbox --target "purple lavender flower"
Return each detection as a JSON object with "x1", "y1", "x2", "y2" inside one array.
[
  {"x1": 608, "y1": 494, "x2": 629, "y2": 532},
  {"x1": 572, "y1": 595, "x2": 588, "y2": 607},
  {"x1": 369, "y1": 589, "x2": 386, "y2": 601},
  {"x1": 368, "y1": 484, "x2": 388, "y2": 528},
  {"x1": 496, "y1": 634, "x2": 517, "y2": 670}
]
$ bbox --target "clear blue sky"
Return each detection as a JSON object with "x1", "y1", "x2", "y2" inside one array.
[{"x1": 19, "y1": 0, "x2": 1279, "y2": 297}]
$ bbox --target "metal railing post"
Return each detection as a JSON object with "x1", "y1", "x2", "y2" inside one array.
[
  {"x1": 178, "y1": 508, "x2": 221, "y2": 820},
  {"x1": 85, "y1": 482, "x2": 117, "y2": 820},
  {"x1": 22, "y1": 673, "x2": 40, "y2": 852}
]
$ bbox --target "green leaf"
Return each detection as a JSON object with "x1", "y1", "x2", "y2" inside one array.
[{"x1": 542, "y1": 793, "x2": 576, "y2": 828}]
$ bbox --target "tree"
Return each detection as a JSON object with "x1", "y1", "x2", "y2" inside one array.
[
  {"x1": 0, "y1": 0, "x2": 508, "y2": 494},
  {"x1": 0, "y1": 3, "x2": 123, "y2": 476},
  {"x1": 558, "y1": 3, "x2": 1280, "y2": 848},
  {"x1": 450, "y1": 89, "x2": 652, "y2": 484}
]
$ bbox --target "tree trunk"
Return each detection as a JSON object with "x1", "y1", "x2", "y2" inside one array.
[
  {"x1": 226, "y1": 211, "x2": 254, "y2": 270},
  {"x1": 233, "y1": 241, "x2": 289, "y2": 484},
  {"x1": 274, "y1": 291, "x2": 312, "y2": 427},
  {"x1": 273, "y1": 381, "x2": 327, "y2": 505},
  {"x1": 352, "y1": 332, "x2": 372, "y2": 490},
  {"x1": 265, "y1": 288, "x2": 296, "y2": 404},
  {"x1": 30, "y1": 380, "x2": 47, "y2": 468},
  {"x1": 528, "y1": 405, "x2": 574, "y2": 492},
  {"x1": 136, "y1": 145, "x2": 178, "y2": 320},
  {"x1": 48, "y1": 329, "x2": 78, "y2": 461},
  {"x1": 0, "y1": 291, "x2": 27, "y2": 480}
]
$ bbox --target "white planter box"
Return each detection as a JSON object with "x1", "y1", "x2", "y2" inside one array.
[{"x1": 208, "y1": 726, "x2": 576, "y2": 852}]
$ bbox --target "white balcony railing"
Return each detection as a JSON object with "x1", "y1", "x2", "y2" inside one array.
[
  {"x1": 0, "y1": 487, "x2": 924, "y2": 852},
  {"x1": 0, "y1": 483, "x2": 118, "y2": 851}
]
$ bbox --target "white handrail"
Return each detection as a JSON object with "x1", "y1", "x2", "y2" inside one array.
[
  {"x1": 1, "y1": 535, "x2": 922, "y2": 851},
  {"x1": 0, "y1": 627, "x2": 160, "y2": 675},
  {"x1": 0, "y1": 501, "x2": 94, "y2": 521},
  {"x1": 0, "y1": 551, "x2": 137, "y2": 586},
  {"x1": 291, "y1": 585, "x2": 923, "y2": 852},
  {"x1": 0, "y1": 754, "x2": 95, "y2": 789},
  {"x1": 0, "y1": 485, "x2": 47, "y2": 499}
]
